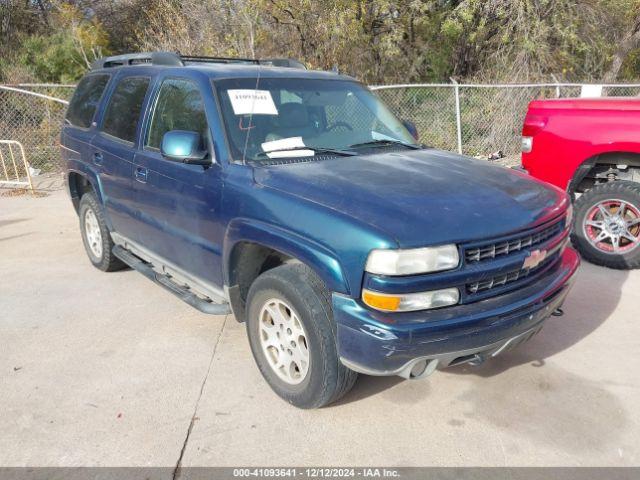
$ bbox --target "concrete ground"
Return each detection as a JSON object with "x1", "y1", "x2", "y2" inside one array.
[{"x1": 1, "y1": 188, "x2": 638, "y2": 467}]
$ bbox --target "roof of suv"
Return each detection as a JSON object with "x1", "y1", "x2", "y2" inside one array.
[
  {"x1": 185, "y1": 63, "x2": 355, "y2": 81},
  {"x1": 90, "y1": 52, "x2": 355, "y2": 82}
]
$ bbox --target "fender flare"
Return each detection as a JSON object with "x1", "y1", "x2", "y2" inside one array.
[
  {"x1": 223, "y1": 218, "x2": 350, "y2": 295},
  {"x1": 66, "y1": 162, "x2": 113, "y2": 229},
  {"x1": 567, "y1": 156, "x2": 597, "y2": 197},
  {"x1": 568, "y1": 150, "x2": 640, "y2": 197},
  {"x1": 67, "y1": 161, "x2": 105, "y2": 201}
]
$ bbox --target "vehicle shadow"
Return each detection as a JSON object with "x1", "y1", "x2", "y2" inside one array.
[
  {"x1": 448, "y1": 261, "x2": 628, "y2": 378},
  {"x1": 337, "y1": 261, "x2": 627, "y2": 403},
  {"x1": 0, "y1": 218, "x2": 29, "y2": 228},
  {"x1": 334, "y1": 375, "x2": 404, "y2": 406},
  {"x1": 0, "y1": 232, "x2": 33, "y2": 242}
]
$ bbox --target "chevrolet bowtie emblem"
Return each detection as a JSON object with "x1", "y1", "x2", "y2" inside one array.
[{"x1": 523, "y1": 249, "x2": 547, "y2": 270}]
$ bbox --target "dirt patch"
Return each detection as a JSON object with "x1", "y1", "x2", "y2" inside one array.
[{"x1": 1, "y1": 187, "x2": 48, "y2": 197}]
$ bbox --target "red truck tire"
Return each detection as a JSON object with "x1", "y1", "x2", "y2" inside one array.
[{"x1": 571, "y1": 181, "x2": 640, "y2": 269}]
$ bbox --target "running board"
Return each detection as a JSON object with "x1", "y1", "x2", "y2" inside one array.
[{"x1": 112, "y1": 245, "x2": 231, "y2": 315}]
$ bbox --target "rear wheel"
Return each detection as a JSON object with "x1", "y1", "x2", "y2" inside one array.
[
  {"x1": 245, "y1": 263, "x2": 357, "y2": 408},
  {"x1": 79, "y1": 192, "x2": 126, "y2": 272},
  {"x1": 571, "y1": 181, "x2": 640, "y2": 269}
]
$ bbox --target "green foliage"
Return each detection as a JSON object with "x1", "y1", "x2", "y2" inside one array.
[
  {"x1": 18, "y1": 33, "x2": 87, "y2": 83},
  {"x1": 0, "y1": 0, "x2": 639, "y2": 83},
  {"x1": 1, "y1": 3, "x2": 110, "y2": 83}
]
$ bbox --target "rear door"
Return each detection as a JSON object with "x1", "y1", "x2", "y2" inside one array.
[
  {"x1": 91, "y1": 74, "x2": 152, "y2": 239},
  {"x1": 61, "y1": 73, "x2": 111, "y2": 182},
  {"x1": 132, "y1": 76, "x2": 225, "y2": 289}
]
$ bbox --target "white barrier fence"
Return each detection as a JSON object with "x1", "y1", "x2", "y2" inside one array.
[{"x1": 0, "y1": 140, "x2": 34, "y2": 193}]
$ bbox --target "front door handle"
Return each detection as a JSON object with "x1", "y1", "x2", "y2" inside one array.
[
  {"x1": 134, "y1": 167, "x2": 148, "y2": 183},
  {"x1": 93, "y1": 152, "x2": 103, "y2": 166}
]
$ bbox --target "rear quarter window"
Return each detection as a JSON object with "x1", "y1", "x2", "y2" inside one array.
[
  {"x1": 65, "y1": 74, "x2": 110, "y2": 128},
  {"x1": 101, "y1": 76, "x2": 151, "y2": 143}
]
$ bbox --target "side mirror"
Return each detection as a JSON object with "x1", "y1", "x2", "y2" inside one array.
[
  {"x1": 402, "y1": 120, "x2": 419, "y2": 142},
  {"x1": 161, "y1": 130, "x2": 209, "y2": 165}
]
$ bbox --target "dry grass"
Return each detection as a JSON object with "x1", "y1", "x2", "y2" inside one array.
[{"x1": 0, "y1": 187, "x2": 48, "y2": 197}]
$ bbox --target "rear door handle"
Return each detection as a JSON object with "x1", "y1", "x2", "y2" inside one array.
[
  {"x1": 93, "y1": 152, "x2": 103, "y2": 166},
  {"x1": 134, "y1": 167, "x2": 148, "y2": 183}
]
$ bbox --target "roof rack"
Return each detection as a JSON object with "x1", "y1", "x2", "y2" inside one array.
[
  {"x1": 261, "y1": 58, "x2": 307, "y2": 69},
  {"x1": 91, "y1": 52, "x2": 306, "y2": 70},
  {"x1": 91, "y1": 52, "x2": 183, "y2": 70}
]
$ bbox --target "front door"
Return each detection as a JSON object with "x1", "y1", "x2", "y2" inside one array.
[{"x1": 132, "y1": 76, "x2": 225, "y2": 290}]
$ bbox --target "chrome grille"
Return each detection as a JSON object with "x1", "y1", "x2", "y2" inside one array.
[
  {"x1": 467, "y1": 256, "x2": 555, "y2": 295},
  {"x1": 465, "y1": 220, "x2": 563, "y2": 263}
]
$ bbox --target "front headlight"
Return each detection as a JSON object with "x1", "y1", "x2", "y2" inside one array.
[
  {"x1": 362, "y1": 287, "x2": 460, "y2": 312},
  {"x1": 365, "y1": 245, "x2": 459, "y2": 276}
]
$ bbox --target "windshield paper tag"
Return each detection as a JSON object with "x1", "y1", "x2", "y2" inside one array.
[
  {"x1": 262, "y1": 136, "x2": 305, "y2": 152},
  {"x1": 372, "y1": 131, "x2": 397, "y2": 141},
  {"x1": 228, "y1": 89, "x2": 278, "y2": 115},
  {"x1": 267, "y1": 150, "x2": 314, "y2": 158},
  {"x1": 261, "y1": 137, "x2": 314, "y2": 158}
]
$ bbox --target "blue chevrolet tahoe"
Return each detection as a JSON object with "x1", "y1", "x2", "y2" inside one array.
[{"x1": 61, "y1": 52, "x2": 580, "y2": 408}]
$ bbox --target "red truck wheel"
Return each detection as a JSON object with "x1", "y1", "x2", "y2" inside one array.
[{"x1": 571, "y1": 181, "x2": 640, "y2": 269}]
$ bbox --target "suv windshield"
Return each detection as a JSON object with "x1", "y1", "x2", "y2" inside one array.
[{"x1": 213, "y1": 77, "x2": 418, "y2": 162}]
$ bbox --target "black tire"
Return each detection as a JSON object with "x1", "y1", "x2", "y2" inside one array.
[
  {"x1": 245, "y1": 263, "x2": 357, "y2": 408},
  {"x1": 78, "y1": 192, "x2": 126, "y2": 272},
  {"x1": 571, "y1": 181, "x2": 640, "y2": 269}
]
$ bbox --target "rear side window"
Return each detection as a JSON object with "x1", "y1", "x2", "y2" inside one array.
[
  {"x1": 65, "y1": 75, "x2": 110, "y2": 128},
  {"x1": 102, "y1": 76, "x2": 150, "y2": 143},
  {"x1": 146, "y1": 78, "x2": 208, "y2": 149}
]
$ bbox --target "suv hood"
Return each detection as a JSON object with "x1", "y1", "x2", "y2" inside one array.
[{"x1": 253, "y1": 149, "x2": 567, "y2": 247}]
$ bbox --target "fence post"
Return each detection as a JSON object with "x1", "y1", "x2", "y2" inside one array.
[
  {"x1": 551, "y1": 74, "x2": 561, "y2": 98},
  {"x1": 450, "y1": 78, "x2": 463, "y2": 154}
]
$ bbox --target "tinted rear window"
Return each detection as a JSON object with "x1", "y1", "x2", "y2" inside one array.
[
  {"x1": 65, "y1": 75, "x2": 110, "y2": 128},
  {"x1": 102, "y1": 76, "x2": 150, "y2": 143}
]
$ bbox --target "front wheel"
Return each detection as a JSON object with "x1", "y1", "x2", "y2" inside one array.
[
  {"x1": 571, "y1": 181, "x2": 640, "y2": 269},
  {"x1": 245, "y1": 263, "x2": 357, "y2": 408}
]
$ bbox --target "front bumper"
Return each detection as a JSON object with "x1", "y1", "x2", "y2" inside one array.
[{"x1": 334, "y1": 247, "x2": 580, "y2": 377}]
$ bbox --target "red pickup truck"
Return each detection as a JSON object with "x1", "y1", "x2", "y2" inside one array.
[{"x1": 521, "y1": 97, "x2": 640, "y2": 269}]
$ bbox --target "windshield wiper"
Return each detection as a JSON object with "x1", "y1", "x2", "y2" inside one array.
[
  {"x1": 348, "y1": 139, "x2": 422, "y2": 150},
  {"x1": 255, "y1": 146, "x2": 357, "y2": 159}
]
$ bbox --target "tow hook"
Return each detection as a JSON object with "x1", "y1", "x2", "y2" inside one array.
[{"x1": 551, "y1": 307, "x2": 564, "y2": 317}]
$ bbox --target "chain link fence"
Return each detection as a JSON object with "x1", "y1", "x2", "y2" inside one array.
[
  {"x1": 0, "y1": 82, "x2": 639, "y2": 189},
  {"x1": 0, "y1": 84, "x2": 73, "y2": 185},
  {"x1": 373, "y1": 83, "x2": 640, "y2": 161}
]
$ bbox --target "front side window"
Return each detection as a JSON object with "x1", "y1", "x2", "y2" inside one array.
[
  {"x1": 213, "y1": 77, "x2": 417, "y2": 163},
  {"x1": 146, "y1": 78, "x2": 208, "y2": 150},
  {"x1": 65, "y1": 74, "x2": 110, "y2": 128},
  {"x1": 102, "y1": 76, "x2": 150, "y2": 143}
]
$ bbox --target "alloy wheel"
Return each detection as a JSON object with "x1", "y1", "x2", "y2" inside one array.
[
  {"x1": 583, "y1": 199, "x2": 640, "y2": 254},
  {"x1": 84, "y1": 208, "x2": 103, "y2": 259},
  {"x1": 258, "y1": 298, "x2": 310, "y2": 385}
]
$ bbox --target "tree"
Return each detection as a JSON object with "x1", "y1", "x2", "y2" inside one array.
[
  {"x1": 604, "y1": 5, "x2": 640, "y2": 81},
  {"x1": 1, "y1": 0, "x2": 639, "y2": 84},
  {"x1": 441, "y1": 0, "x2": 632, "y2": 81},
  {"x1": 1, "y1": 2, "x2": 109, "y2": 82}
]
